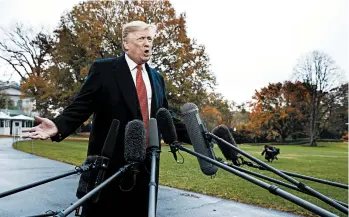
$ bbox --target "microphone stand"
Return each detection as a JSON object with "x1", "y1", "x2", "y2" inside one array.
[
  {"x1": 217, "y1": 159, "x2": 348, "y2": 208},
  {"x1": 0, "y1": 165, "x2": 91, "y2": 199},
  {"x1": 209, "y1": 133, "x2": 348, "y2": 215},
  {"x1": 148, "y1": 147, "x2": 161, "y2": 217},
  {"x1": 53, "y1": 163, "x2": 134, "y2": 217},
  {"x1": 170, "y1": 143, "x2": 338, "y2": 217},
  {"x1": 239, "y1": 158, "x2": 348, "y2": 189}
]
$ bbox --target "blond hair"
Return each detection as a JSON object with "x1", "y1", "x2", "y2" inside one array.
[{"x1": 122, "y1": 21, "x2": 157, "y2": 51}]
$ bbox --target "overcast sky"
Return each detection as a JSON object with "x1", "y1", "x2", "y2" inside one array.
[{"x1": 0, "y1": 0, "x2": 347, "y2": 105}]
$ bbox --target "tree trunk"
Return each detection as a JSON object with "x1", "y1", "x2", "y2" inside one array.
[{"x1": 310, "y1": 90, "x2": 318, "y2": 147}]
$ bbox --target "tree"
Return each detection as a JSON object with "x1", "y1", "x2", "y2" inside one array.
[
  {"x1": 200, "y1": 105, "x2": 222, "y2": 132},
  {"x1": 0, "y1": 93, "x2": 16, "y2": 109},
  {"x1": 231, "y1": 103, "x2": 250, "y2": 128},
  {"x1": 46, "y1": 0, "x2": 216, "y2": 112},
  {"x1": 293, "y1": 50, "x2": 346, "y2": 146},
  {"x1": 205, "y1": 92, "x2": 235, "y2": 127},
  {"x1": 0, "y1": 24, "x2": 54, "y2": 116},
  {"x1": 248, "y1": 81, "x2": 308, "y2": 142},
  {"x1": 320, "y1": 83, "x2": 348, "y2": 139}
]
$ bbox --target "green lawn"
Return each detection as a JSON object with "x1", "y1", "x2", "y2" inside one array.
[{"x1": 14, "y1": 140, "x2": 348, "y2": 217}]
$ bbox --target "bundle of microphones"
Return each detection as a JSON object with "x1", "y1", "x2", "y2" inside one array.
[{"x1": 0, "y1": 102, "x2": 347, "y2": 217}]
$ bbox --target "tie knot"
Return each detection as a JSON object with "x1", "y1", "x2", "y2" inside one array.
[{"x1": 136, "y1": 64, "x2": 142, "y2": 71}]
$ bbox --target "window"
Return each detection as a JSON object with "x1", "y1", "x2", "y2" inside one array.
[
  {"x1": 0, "y1": 120, "x2": 3, "y2": 127},
  {"x1": 5, "y1": 121, "x2": 8, "y2": 127}
]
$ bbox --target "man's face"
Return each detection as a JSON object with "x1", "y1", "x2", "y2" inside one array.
[{"x1": 124, "y1": 29, "x2": 153, "y2": 64}]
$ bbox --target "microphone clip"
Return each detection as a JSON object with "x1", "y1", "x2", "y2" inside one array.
[{"x1": 169, "y1": 141, "x2": 184, "y2": 164}]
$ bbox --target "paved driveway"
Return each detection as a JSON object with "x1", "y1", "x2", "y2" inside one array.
[{"x1": 0, "y1": 138, "x2": 302, "y2": 217}]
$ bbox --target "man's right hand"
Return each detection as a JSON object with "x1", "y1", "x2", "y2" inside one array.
[{"x1": 22, "y1": 116, "x2": 58, "y2": 140}]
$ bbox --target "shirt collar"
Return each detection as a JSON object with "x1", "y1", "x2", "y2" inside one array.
[{"x1": 125, "y1": 53, "x2": 144, "y2": 71}]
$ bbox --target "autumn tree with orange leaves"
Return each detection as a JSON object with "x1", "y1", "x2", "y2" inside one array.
[
  {"x1": 45, "y1": 1, "x2": 217, "y2": 113},
  {"x1": 247, "y1": 81, "x2": 308, "y2": 142},
  {"x1": 0, "y1": 1, "x2": 217, "y2": 116}
]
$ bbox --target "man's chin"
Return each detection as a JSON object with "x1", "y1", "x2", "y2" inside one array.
[{"x1": 142, "y1": 56, "x2": 151, "y2": 62}]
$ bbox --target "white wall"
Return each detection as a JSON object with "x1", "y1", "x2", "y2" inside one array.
[
  {"x1": 0, "y1": 87, "x2": 35, "y2": 112},
  {"x1": 0, "y1": 119, "x2": 11, "y2": 135}
]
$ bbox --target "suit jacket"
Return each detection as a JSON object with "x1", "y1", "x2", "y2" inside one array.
[{"x1": 51, "y1": 54, "x2": 190, "y2": 216}]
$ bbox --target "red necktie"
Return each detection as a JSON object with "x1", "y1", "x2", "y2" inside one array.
[{"x1": 136, "y1": 64, "x2": 149, "y2": 146}]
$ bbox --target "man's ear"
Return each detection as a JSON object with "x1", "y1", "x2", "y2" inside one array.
[{"x1": 123, "y1": 41, "x2": 129, "y2": 51}]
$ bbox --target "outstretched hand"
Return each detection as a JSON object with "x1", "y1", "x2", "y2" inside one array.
[{"x1": 22, "y1": 116, "x2": 58, "y2": 140}]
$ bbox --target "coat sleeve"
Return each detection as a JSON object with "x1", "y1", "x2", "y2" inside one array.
[
  {"x1": 160, "y1": 75, "x2": 191, "y2": 144},
  {"x1": 51, "y1": 62, "x2": 103, "y2": 142}
]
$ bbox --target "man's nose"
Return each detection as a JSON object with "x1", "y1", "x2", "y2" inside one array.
[{"x1": 144, "y1": 40, "x2": 150, "y2": 47}]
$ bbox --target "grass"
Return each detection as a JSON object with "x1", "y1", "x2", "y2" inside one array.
[{"x1": 14, "y1": 140, "x2": 348, "y2": 217}]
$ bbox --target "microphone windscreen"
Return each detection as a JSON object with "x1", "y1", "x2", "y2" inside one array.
[
  {"x1": 212, "y1": 125, "x2": 238, "y2": 161},
  {"x1": 124, "y1": 120, "x2": 146, "y2": 163},
  {"x1": 156, "y1": 108, "x2": 178, "y2": 144},
  {"x1": 148, "y1": 118, "x2": 160, "y2": 148},
  {"x1": 181, "y1": 103, "x2": 218, "y2": 176}
]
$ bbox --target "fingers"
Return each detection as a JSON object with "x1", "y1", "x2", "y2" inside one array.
[
  {"x1": 22, "y1": 127, "x2": 37, "y2": 133},
  {"x1": 34, "y1": 116, "x2": 45, "y2": 123},
  {"x1": 22, "y1": 131, "x2": 49, "y2": 140}
]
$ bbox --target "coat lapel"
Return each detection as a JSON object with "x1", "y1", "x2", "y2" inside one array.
[
  {"x1": 145, "y1": 63, "x2": 158, "y2": 118},
  {"x1": 112, "y1": 54, "x2": 141, "y2": 119}
]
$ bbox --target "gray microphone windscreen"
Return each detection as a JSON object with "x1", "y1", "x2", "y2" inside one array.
[
  {"x1": 149, "y1": 118, "x2": 160, "y2": 148},
  {"x1": 124, "y1": 120, "x2": 146, "y2": 163},
  {"x1": 180, "y1": 103, "x2": 218, "y2": 176},
  {"x1": 212, "y1": 125, "x2": 238, "y2": 161},
  {"x1": 156, "y1": 108, "x2": 178, "y2": 144}
]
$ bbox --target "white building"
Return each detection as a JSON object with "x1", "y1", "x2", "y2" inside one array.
[
  {"x1": 0, "y1": 112, "x2": 11, "y2": 135},
  {"x1": 0, "y1": 80, "x2": 35, "y2": 113},
  {"x1": 0, "y1": 112, "x2": 34, "y2": 136},
  {"x1": 0, "y1": 80, "x2": 36, "y2": 135}
]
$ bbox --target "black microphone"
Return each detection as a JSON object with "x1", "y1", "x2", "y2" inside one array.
[
  {"x1": 123, "y1": 119, "x2": 147, "y2": 191},
  {"x1": 124, "y1": 119, "x2": 146, "y2": 164},
  {"x1": 148, "y1": 118, "x2": 160, "y2": 217},
  {"x1": 76, "y1": 119, "x2": 119, "y2": 202},
  {"x1": 156, "y1": 108, "x2": 179, "y2": 161},
  {"x1": 212, "y1": 125, "x2": 238, "y2": 163},
  {"x1": 149, "y1": 118, "x2": 160, "y2": 149},
  {"x1": 95, "y1": 119, "x2": 120, "y2": 185},
  {"x1": 53, "y1": 120, "x2": 145, "y2": 217},
  {"x1": 180, "y1": 103, "x2": 218, "y2": 176}
]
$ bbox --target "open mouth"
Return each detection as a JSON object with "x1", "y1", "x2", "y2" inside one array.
[{"x1": 144, "y1": 49, "x2": 150, "y2": 56}]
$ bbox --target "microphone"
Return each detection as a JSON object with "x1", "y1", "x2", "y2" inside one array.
[
  {"x1": 148, "y1": 118, "x2": 160, "y2": 149},
  {"x1": 156, "y1": 108, "x2": 179, "y2": 161},
  {"x1": 212, "y1": 125, "x2": 239, "y2": 163},
  {"x1": 76, "y1": 119, "x2": 119, "y2": 202},
  {"x1": 122, "y1": 119, "x2": 147, "y2": 191},
  {"x1": 54, "y1": 120, "x2": 146, "y2": 217},
  {"x1": 180, "y1": 103, "x2": 218, "y2": 176},
  {"x1": 124, "y1": 119, "x2": 146, "y2": 164},
  {"x1": 148, "y1": 118, "x2": 160, "y2": 217}
]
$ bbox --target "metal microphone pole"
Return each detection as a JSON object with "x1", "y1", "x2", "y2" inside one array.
[
  {"x1": 278, "y1": 170, "x2": 348, "y2": 189},
  {"x1": 53, "y1": 163, "x2": 133, "y2": 217},
  {"x1": 148, "y1": 147, "x2": 160, "y2": 217},
  {"x1": 217, "y1": 159, "x2": 348, "y2": 208},
  {"x1": 244, "y1": 160, "x2": 348, "y2": 189},
  {"x1": 174, "y1": 144, "x2": 338, "y2": 217},
  {"x1": 209, "y1": 133, "x2": 348, "y2": 214},
  {"x1": 0, "y1": 165, "x2": 91, "y2": 199},
  {"x1": 148, "y1": 118, "x2": 161, "y2": 217}
]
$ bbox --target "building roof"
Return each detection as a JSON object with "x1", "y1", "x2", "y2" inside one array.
[
  {"x1": 0, "y1": 112, "x2": 11, "y2": 119},
  {"x1": 0, "y1": 81, "x2": 20, "y2": 91},
  {"x1": 11, "y1": 115, "x2": 34, "y2": 121},
  {"x1": 0, "y1": 109, "x2": 27, "y2": 116}
]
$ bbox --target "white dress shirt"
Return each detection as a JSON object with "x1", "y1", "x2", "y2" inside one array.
[{"x1": 125, "y1": 54, "x2": 152, "y2": 117}]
